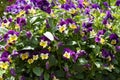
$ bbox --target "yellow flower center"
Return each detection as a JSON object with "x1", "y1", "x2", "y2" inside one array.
[
  {"x1": 40, "y1": 53, "x2": 49, "y2": 60},
  {"x1": 111, "y1": 40, "x2": 116, "y2": 45},
  {"x1": 27, "y1": 59, "x2": 34, "y2": 64},
  {"x1": 39, "y1": 40, "x2": 48, "y2": 48},
  {"x1": 0, "y1": 62, "x2": 9, "y2": 70},
  {"x1": 69, "y1": 8, "x2": 76, "y2": 14},
  {"x1": 16, "y1": 10, "x2": 25, "y2": 17},
  {"x1": 7, "y1": 35, "x2": 18, "y2": 44},
  {"x1": 29, "y1": 8, "x2": 36, "y2": 14},
  {"x1": 59, "y1": 25, "x2": 66, "y2": 33},
  {"x1": 63, "y1": 52, "x2": 70, "y2": 59},
  {"x1": 21, "y1": 53, "x2": 29, "y2": 60},
  {"x1": 69, "y1": 24, "x2": 77, "y2": 29},
  {"x1": 100, "y1": 38, "x2": 105, "y2": 44},
  {"x1": 33, "y1": 55, "x2": 39, "y2": 60},
  {"x1": 81, "y1": 32, "x2": 85, "y2": 37}
]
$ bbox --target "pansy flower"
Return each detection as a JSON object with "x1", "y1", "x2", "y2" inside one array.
[
  {"x1": 39, "y1": 36, "x2": 50, "y2": 48},
  {"x1": 63, "y1": 48, "x2": 75, "y2": 60},
  {"x1": 20, "y1": 52, "x2": 29, "y2": 60},
  {"x1": 66, "y1": 18, "x2": 77, "y2": 29},
  {"x1": 82, "y1": 21, "x2": 93, "y2": 32},
  {"x1": 57, "y1": 19, "x2": 67, "y2": 33},
  {"x1": 116, "y1": 0, "x2": 120, "y2": 6},
  {"x1": 40, "y1": 50, "x2": 49, "y2": 60},
  {"x1": 27, "y1": 58, "x2": 34, "y2": 64},
  {"x1": 109, "y1": 33, "x2": 119, "y2": 45},
  {"x1": 4, "y1": 30, "x2": 19, "y2": 44},
  {"x1": 101, "y1": 48, "x2": 115, "y2": 61}
]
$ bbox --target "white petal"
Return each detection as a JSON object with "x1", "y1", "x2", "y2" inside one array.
[{"x1": 44, "y1": 32, "x2": 54, "y2": 41}]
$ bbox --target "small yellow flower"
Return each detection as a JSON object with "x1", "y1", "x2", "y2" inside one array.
[
  {"x1": 69, "y1": 24, "x2": 77, "y2": 29},
  {"x1": 39, "y1": 40, "x2": 48, "y2": 48},
  {"x1": 40, "y1": 53, "x2": 49, "y2": 60},
  {"x1": 33, "y1": 55, "x2": 39, "y2": 60},
  {"x1": 16, "y1": 10, "x2": 25, "y2": 17},
  {"x1": 100, "y1": 38, "x2": 105, "y2": 44},
  {"x1": 21, "y1": 52, "x2": 29, "y2": 60},
  {"x1": 63, "y1": 52, "x2": 70, "y2": 59},
  {"x1": 59, "y1": 25, "x2": 66, "y2": 33},
  {"x1": 111, "y1": 40, "x2": 116, "y2": 45},
  {"x1": 69, "y1": 8, "x2": 76, "y2": 14},
  {"x1": 0, "y1": 62, "x2": 9, "y2": 70},
  {"x1": 27, "y1": 59, "x2": 34, "y2": 64},
  {"x1": 1, "y1": 22, "x2": 9, "y2": 28}
]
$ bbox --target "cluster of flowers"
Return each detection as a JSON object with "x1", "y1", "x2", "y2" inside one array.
[{"x1": 0, "y1": 0, "x2": 120, "y2": 80}]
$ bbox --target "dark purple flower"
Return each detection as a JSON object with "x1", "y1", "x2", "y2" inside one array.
[
  {"x1": 97, "y1": 29, "x2": 106, "y2": 37},
  {"x1": 85, "y1": 7, "x2": 90, "y2": 14},
  {"x1": 45, "y1": 61, "x2": 50, "y2": 70},
  {"x1": 95, "y1": 37, "x2": 100, "y2": 43},
  {"x1": 65, "y1": 18, "x2": 75, "y2": 24},
  {"x1": 31, "y1": 0, "x2": 51, "y2": 14},
  {"x1": 20, "y1": 76, "x2": 25, "y2": 80},
  {"x1": 102, "y1": 48, "x2": 110, "y2": 58},
  {"x1": 10, "y1": 68, "x2": 16, "y2": 76},
  {"x1": 77, "y1": 50, "x2": 87, "y2": 57},
  {"x1": 103, "y1": 2, "x2": 109, "y2": 8},
  {"x1": 109, "y1": 33, "x2": 119, "y2": 40},
  {"x1": 16, "y1": 17, "x2": 27, "y2": 27},
  {"x1": 116, "y1": 46, "x2": 120, "y2": 52},
  {"x1": 8, "y1": 18, "x2": 12, "y2": 23},
  {"x1": 105, "y1": 10, "x2": 113, "y2": 20},
  {"x1": 92, "y1": 3, "x2": 100, "y2": 9},
  {"x1": 78, "y1": 0, "x2": 84, "y2": 8},
  {"x1": 116, "y1": 0, "x2": 120, "y2": 6},
  {"x1": 46, "y1": 20, "x2": 50, "y2": 28},
  {"x1": 82, "y1": 22, "x2": 93, "y2": 32},
  {"x1": 1, "y1": 51, "x2": 10, "y2": 58},
  {"x1": 26, "y1": 31, "x2": 32, "y2": 39},
  {"x1": 102, "y1": 18, "x2": 108, "y2": 25}
]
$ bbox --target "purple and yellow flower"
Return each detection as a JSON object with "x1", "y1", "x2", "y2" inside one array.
[
  {"x1": 63, "y1": 48, "x2": 75, "y2": 59},
  {"x1": 102, "y1": 48, "x2": 115, "y2": 61},
  {"x1": 39, "y1": 36, "x2": 50, "y2": 48},
  {"x1": 82, "y1": 21, "x2": 93, "y2": 32},
  {"x1": 109, "y1": 33, "x2": 119, "y2": 45},
  {"x1": 40, "y1": 50, "x2": 49, "y2": 60}
]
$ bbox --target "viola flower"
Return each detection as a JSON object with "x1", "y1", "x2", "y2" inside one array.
[
  {"x1": 63, "y1": 48, "x2": 74, "y2": 59},
  {"x1": 31, "y1": 0, "x2": 51, "y2": 14},
  {"x1": 82, "y1": 21, "x2": 93, "y2": 32},
  {"x1": 102, "y1": 48, "x2": 115, "y2": 61},
  {"x1": 16, "y1": 17, "x2": 27, "y2": 27},
  {"x1": 7, "y1": 34, "x2": 18, "y2": 44},
  {"x1": 20, "y1": 52, "x2": 29, "y2": 60},
  {"x1": 105, "y1": 10, "x2": 113, "y2": 20},
  {"x1": 27, "y1": 58, "x2": 34, "y2": 64},
  {"x1": 40, "y1": 50, "x2": 49, "y2": 60},
  {"x1": 115, "y1": 46, "x2": 120, "y2": 52},
  {"x1": 66, "y1": 18, "x2": 77, "y2": 29},
  {"x1": 58, "y1": 25, "x2": 67, "y2": 33},
  {"x1": 77, "y1": 50, "x2": 87, "y2": 57},
  {"x1": 10, "y1": 68, "x2": 16, "y2": 76},
  {"x1": 100, "y1": 38, "x2": 105, "y2": 44},
  {"x1": 116, "y1": 0, "x2": 120, "y2": 6},
  {"x1": 33, "y1": 55, "x2": 39, "y2": 60},
  {"x1": 26, "y1": 31, "x2": 32, "y2": 39},
  {"x1": 109, "y1": 33, "x2": 119, "y2": 45},
  {"x1": 39, "y1": 36, "x2": 50, "y2": 48},
  {"x1": 0, "y1": 62, "x2": 9, "y2": 70},
  {"x1": 103, "y1": 2, "x2": 110, "y2": 8},
  {"x1": 92, "y1": 3, "x2": 100, "y2": 9},
  {"x1": 16, "y1": 10, "x2": 25, "y2": 18}
]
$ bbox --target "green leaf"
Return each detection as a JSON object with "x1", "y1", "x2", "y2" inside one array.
[
  {"x1": 49, "y1": 55, "x2": 58, "y2": 66},
  {"x1": 33, "y1": 67, "x2": 43, "y2": 76},
  {"x1": 44, "y1": 72, "x2": 49, "y2": 80}
]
